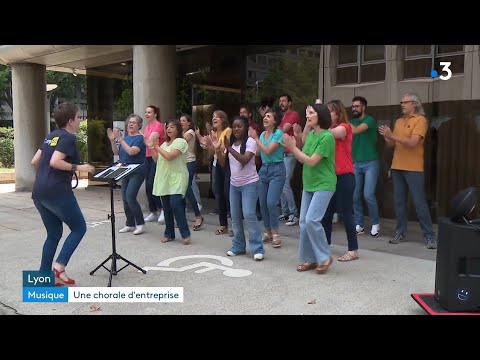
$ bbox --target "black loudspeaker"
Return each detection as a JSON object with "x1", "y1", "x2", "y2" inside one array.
[{"x1": 434, "y1": 217, "x2": 480, "y2": 312}]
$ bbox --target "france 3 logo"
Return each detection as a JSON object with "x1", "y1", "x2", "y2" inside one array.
[{"x1": 430, "y1": 62, "x2": 453, "y2": 81}]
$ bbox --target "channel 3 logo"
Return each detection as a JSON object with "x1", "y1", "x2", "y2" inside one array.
[{"x1": 430, "y1": 62, "x2": 452, "y2": 81}]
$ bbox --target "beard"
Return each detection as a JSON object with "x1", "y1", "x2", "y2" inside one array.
[{"x1": 352, "y1": 111, "x2": 361, "y2": 118}]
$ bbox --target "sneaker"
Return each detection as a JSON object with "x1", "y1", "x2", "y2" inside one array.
[
  {"x1": 278, "y1": 214, "x2": 289, "y2": 221},
  {"x1": 285, "y1": 214, "x2": 299, "y2": 226},
  {"x1": 119, "y1": 226, "x2": 135, "y2": 233},
  {"x1": 332, "y1": 213, "x2": 339, "y2": 223},
  {"x1": 356, "y1": 225, "x2": 364, "y2": 235},
  {"x1": 227, "y1": 250, "x2": 245, "y2": 256},
  {"x1": 144, "y1": 213, "x2": 158, "y2": 222},
  {"x1": 157, "y1": 210, "x2": 165, "y2": 224},
  {"x1": 425, "y1": 238, "x2": 437, "y2": 249},
  {"x1": 133, "y1": 225, "x2": 145, "y2": 235},
  {"x1": 389, "y1": 233, "x2": 406, "y2": 244},
  {"x1": 370, "y1": 224, "x2": 380, "y2": 237},
  {"x1": 253, "y1": 253, "x2": 264, "y2": 261}
]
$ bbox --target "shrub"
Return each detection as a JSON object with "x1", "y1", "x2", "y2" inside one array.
[{"x1": 0, "y1": 127, "x2": 14, "y2": 167}]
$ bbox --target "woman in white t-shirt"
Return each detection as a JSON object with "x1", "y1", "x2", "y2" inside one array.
[
  {"x1": 214, "y1": 115, "x2": 264, "y2": 261},
  {"x1": 180, "y1": 113, "x2": 204, "y2": 231}
]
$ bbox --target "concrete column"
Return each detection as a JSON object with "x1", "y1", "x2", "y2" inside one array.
[
  {"x1": 133, "y1": 45, "x2": 177, "y2": 211},
  {"x1": 11, "y1": 63, "x2": 47, "y2": 192},
  {"x1": 133, "y1": 45, "x2": 177, "y2": 121}
]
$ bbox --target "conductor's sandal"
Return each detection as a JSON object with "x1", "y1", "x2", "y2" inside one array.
[{"x1": 53, "y1": 268, "x2": 76, "y2": 285}]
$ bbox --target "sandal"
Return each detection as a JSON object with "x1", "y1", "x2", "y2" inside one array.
[
  {"x1": 296, "y1": 262, "x2": 317, "y2": 272},
  {"x1": 193, "y1": 216, "x2": 204, "y2": 231},
  {"x1": 215, "y1": 226, "x2": 228, "y2": 235},
  {"x1": 183, "y1": 237, "x2": 191, "y2": 245},
  {"x1": 316, "y1": 256, "x2": 333, "y2": 274},
  {"x1": 272, "y1": 234, "x2": 282, "y2": 248},
  {"x1": 337, "y1": 251, "x2": 359, "y2": 262},
  {"x1": 53, "y1": 268, "x2": 75, "y2": 285},
  {"x1": 161, "y1": 238, "x2": 174, "y2": 243},
  {"x1": 263, "y1": 232, "x2": 273, "y2": 243}
]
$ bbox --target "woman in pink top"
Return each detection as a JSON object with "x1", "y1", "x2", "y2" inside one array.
[
  {"x1": 322, "y1": 100, "x2": 358, "y2": 261},
  {"x1": 214, "y1": 116, "x2": 264, "y2": 260},
  {"x1": 143, "y1": 105, "x2": 166, "y2": 224}
]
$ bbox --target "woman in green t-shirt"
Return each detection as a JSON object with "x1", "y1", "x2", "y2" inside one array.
[
  {"x1": 147, "y1": 119, "x2": 191, "y2": 245},
  {"x1": 282, "y1": 103, "x2": 336, "y2": 274}
]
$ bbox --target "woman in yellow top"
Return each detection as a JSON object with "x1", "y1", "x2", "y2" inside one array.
[
  {"x1": 146, "y1": 119, "x2": 190, "y2": 245},
  {"x1": 199, "y1": 110, "x2": 232, "y2": 235}
]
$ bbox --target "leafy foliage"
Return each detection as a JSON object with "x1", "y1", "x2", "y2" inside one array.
[{"x1": 0, "y1": 127, "x2": 14, "y2": 167}]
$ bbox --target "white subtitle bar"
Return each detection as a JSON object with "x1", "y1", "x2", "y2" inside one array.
[{"x1": 68, "y1": 287, "x2": 183, "y2": 302}]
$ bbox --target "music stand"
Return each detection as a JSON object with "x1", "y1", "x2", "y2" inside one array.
[{"x1": 90, "y1": 162, "x2": 146, "y2": 286}]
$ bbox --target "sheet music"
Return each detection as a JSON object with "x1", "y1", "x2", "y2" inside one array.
[{"x1": 94, "y1": 162, "x2": 143, "y2": 181}]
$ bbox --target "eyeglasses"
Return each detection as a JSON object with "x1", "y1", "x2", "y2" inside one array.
[{"x1": 400, "y1": 101, "x2": 415, "y2": 105}]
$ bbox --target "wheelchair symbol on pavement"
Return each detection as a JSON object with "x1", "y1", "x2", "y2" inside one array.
[{"x1": 143, "y1": 255, "x2": 252, "y2": 278}]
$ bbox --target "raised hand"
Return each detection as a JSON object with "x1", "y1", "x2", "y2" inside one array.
[
  {"x1": 145, "y1": 138, "x2": 155, "y2": 148},
  {"x1": 282, "y1": 133, "x2": 296, "y2": 150},
  {"x1": 112, "y1": 127, "x2": 122, "y2": 140},
  {"x1": 211, "y1": 138, "x2": 222, "y2": 150},
  {"x1": 292, "y1": 123, "x2": 302, "y2": 138},
  {"x1": 249, "y1": 127, "x2": 258, "y2": 139},
  {"x1": 106, "y1": 128, "x2": 116, "y2": 141},
  {"x1": 378, "y1": 125, "x2": 392, "y2": 138},
  {"x1": 223, "y1": 136, "x2": 230, "y2": 151}
]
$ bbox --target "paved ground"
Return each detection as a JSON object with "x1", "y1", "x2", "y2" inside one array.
[{"x1": 0, "y1": 182, "x2": 438, "y2": 315}]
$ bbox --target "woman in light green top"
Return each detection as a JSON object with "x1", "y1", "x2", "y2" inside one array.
[
  {"x1": 282, "y1": 103, "x2": 336, "y2": 275},
  {"x1": 146, "y1": 119, "x2": 191, "y2": 245}
]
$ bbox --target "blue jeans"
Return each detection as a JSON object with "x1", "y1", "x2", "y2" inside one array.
[
  {"x1": 34, "y1": 194, "x2": 87, "y2": 270},
  {"x1": 298, "y1": 190, "x2": 334, "y2": 263},
  {"x1": 161, "y1": 194, "x2": 191, "y2": 240},
  {"x1": 122, "y1": 171, "x2": 145, "y2": 227},
  {"x1": 145, "y1": 157, "x2": 162, "y2": 213},
  {"x1": 186, "y1": 161, "x2": 201, "y2": 217},
  {"x1": 259, "y1": 162, "x2": 286, "y2": 231},
  {"x1": 191, "y1": 173, "x2": 202, "y2": 205},
  {"x1": 322, "y1": 173, "x2": 358, "y2": 251},
  {"x1": 281, "y1": 153, "x2": 298, "y2": 217},
  {"x1": 353, "y1": 160, "x2": 380, "y2": 227},
  {"x1": 391, "y1": 170, "x2": 435, "y2": 239},
  {"x1": 229, "y1": 181, "x2": 263, "y2": 255}
]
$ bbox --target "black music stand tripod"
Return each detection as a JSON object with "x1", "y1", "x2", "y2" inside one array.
[{"x1": 90, "y1": 164, "x2": 146, "y2": 286}]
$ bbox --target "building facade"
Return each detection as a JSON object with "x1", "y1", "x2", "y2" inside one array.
[{"x1": 0, "y1": 45, "x2": 478, "y2": 219}]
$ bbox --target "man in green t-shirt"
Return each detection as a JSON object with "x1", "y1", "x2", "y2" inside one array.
[{"x1": 349, "y1": 96, "x2": 380, "y2": 237}]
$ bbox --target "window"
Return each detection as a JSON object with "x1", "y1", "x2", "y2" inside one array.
[
  {"x1": 336, "y1": 45, "x2": 385, "y2": 85},
  {"x1": 403, "y1": 45, "x2": 464, "y2": 79}
]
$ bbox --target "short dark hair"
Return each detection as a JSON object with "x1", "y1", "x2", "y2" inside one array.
[
  {"x1": 264, "y1": 107, "x2": 283, "y2": 131},
  {"x1": 312, "y1": 103, "x2": 332, "y2": 130},
  {"x1": 352, "y1": 96, "x2": 367, "y2": 107},
  {"x1": 279, "y1": 93, "x2": 293, "y2": 103},
  {"x1": 166, "y1": 119, "x2": 183, "y2": 141},
  {"x1": 54, "y1": 102, "x2": 79, "y2": 129}
]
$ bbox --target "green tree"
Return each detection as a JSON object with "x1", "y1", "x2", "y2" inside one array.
[
  {"x1": 246, "y1": 55, "x2": 319, "y2": 123},
  {"x1": 0, "y1": 65, "x2": 13, "y2": 119},
  {"x1": 0, "y1": 64, "x2": 87, "y2": 119},
  {"x1": 113, "y1": 75, "x2": 133, "y2": 120},
  {"x1": 46, "y1": 71, "x2": 86, "y2": 114}
]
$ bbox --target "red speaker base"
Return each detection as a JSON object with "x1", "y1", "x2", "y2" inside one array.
[{"x1": 411, "y1": 293, "x2": 480, "y2": 315}]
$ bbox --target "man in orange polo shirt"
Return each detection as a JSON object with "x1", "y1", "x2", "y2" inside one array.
[{"x1": 379, "y1": 91, "x2": 437, "y2": 249}]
